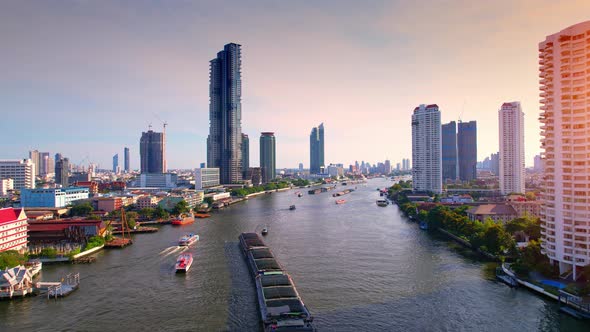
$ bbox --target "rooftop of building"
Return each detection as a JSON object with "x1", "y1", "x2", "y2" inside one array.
[{"x1": 467, "y1": 204, "x2": 517, "y2": 216}]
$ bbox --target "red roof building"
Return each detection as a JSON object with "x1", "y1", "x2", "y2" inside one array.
[
  {"x1": 28, "y1": 219, "x2": 102, "y2": 244},
  {"x1": 0, "y1": 208, "x2": 28, "y2": 253}
]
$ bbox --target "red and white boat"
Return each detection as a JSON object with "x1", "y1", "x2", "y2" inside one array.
[
  {"x1": 175, "y1": 253, "x2": 193, "y2": 273},
  {"x1": 335, "y1": 199, "x2": 346, "y2": 205}
]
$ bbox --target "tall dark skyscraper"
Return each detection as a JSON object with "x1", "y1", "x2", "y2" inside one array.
[
  {"x1": 55, "y1": 156, "x2": 69, "y2": 187},
  {"x1": 457, "y1": 121, "x2": 477, "y2": 181},
  {"x1": 309, "y1": 123, "x2": 324, "y2": 174},
  {"x1": 140, "y1": 129, "x2": 166, "y2": 173},
  {"x1": 124, "y1": 147, "x2": 130, "y2": 173},
  {"x1": 207, "y1": 43, "x2": 243, "y2": 184},
  {"x1": 241, "y1": 133, "x2": 249, "y2": 178},
  {"x1": 441, "y1": 121, "x2": 457, "y2": 181},
  {"x1": 113, "y1": 154, "x2": 119, "y2": 173},
  {"x1": 260, "y1": 132, "x2": 276, "y2": 184}
]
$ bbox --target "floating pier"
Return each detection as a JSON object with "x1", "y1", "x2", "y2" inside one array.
[
  {"x1": 104, "y1": 237, "x2": 133, "y2": 248},
  {"x1": 35, "y1": 273, "x2": 80, "y2": 299}
]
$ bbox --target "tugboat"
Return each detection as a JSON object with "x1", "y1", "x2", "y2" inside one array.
[
  {"x1": 175, "y1": 253, "x2": 193, "y2": 273},
  {"x1": 171, "y1": 213, "x2": 195, "y2": 225},
  {"x1": 289, "y1": 205, "x2": 296, "y2": 210},
  {"x1": 261, "y1": 228, "x2": 268, "y2": 236},
  {"x1": 178, "y1": 233, "x2": 199, "y2": 246}
]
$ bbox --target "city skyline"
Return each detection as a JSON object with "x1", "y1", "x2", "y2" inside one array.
[{"x1": 1, "y1": 2, "x2": 590, "y2": 168}]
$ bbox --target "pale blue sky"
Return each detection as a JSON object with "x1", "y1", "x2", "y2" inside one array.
[{"x1": 1, "y1": 1, "x2": 589, "y2": 169}]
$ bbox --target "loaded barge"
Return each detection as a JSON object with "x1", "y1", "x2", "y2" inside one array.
[{"x1": 239, "y1": 233, "x2": 315, "y2": 332}]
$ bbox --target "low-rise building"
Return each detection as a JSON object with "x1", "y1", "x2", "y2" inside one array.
[
  {"x1": 20, "y1": 187, "x2": 89, "y2": 208},
  {"x1": 28, "y1": 218, "x2": 102, "y2": 244},
  {"x1": 0, "y1": 208, "x2": 28, "y2": 253},
  {"x1": 95, "y1": 197, "x2": 123, "y2": 213},
  {"x1": 508, "y1": 201, "x2": 541, "y2": 218},
  {"x1": 194, "y1": 168, "x2": 220, "y2": 190},
  {"x1": 137, "y1": 173, "x2": 178, "y2": 189},
  {"x1": 466, "y1": 204, "x2": 517, "y2": 223},
  {"x1": 73, "y1": 181, "x2": 99, "y2": 195},
  {"x1": 136, "y1": 195, "x2": 161, "y2": 209},
  {"x1": 440, "y1": 195, "x2": 474, "y2": 204}
]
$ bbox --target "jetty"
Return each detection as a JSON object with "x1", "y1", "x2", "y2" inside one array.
[
  {"x1": 112, "y1": 226, "x2": 158, "y2": 234},
  {"x1": 105, "y1": 237, "x2": 132, "y2": 248},
  {"x1": 35, "y1": 273, "x2": 80, "y2": 299}
]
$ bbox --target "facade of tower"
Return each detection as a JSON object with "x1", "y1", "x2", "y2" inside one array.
[
  {"x1": 29, "y1": 150, "x2": 40, "y2": 176},
  {"x1": 207, "y1": 43, "x2": 243, "y2": 184},
  {"x1": 458, "y1": 121, "x2": 477, "y2": 181},
  {"x1": 55, "y1": 157, "x2": 69, "y2": 187},
  {"x1": 124, "y1": 147, "x2": 130, "y2": 173},
  {"x1": 411, "y1": 104, "x2": 442, "y2": 193},
  {"x1": 241, "y1": 133, "x2": 249, "y2": 178},
  {"x1": 113, "y1": 154, "x2": 119, "y2": 173},
  {"x1": 441, "y1": 121, "x2": 457, "y2": 181},
  {"x1": 260, "y1": 132, "x2": 276, "y2": 184},
  {"x1": 309, "y1": 123, "x2": 325, "y2": 174},
  {"x1": 539, "y1": 21, "x2": 590, "y2": 279},
  {"x1": 140, "y1": 130, "x2": 166, "y2": 174},
  {"x1": 498, "y1": 102, "x2": 525, "y2": 195}
]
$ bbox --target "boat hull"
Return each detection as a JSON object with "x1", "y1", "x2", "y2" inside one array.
[{"x1": 175, "y1": 254, "x2": 193, "y2": 273}]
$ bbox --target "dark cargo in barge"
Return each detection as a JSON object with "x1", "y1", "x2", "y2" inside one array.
[{"x1": 239, "y1": 232, "x2": 315, "y2": 332}]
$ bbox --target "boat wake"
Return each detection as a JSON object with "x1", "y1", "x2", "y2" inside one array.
[{"x1": 159, "y1": 246, "x2": 185, "y2": 258}]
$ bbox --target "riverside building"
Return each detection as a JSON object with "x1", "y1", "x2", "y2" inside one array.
[
  {"x1": 411, "y1": 104, "x2": 442, "y2": 193},
  {"x1": 539, "y1": 21, "x2": 590, "y2": 279},
  {"x1": 207, "y1": 43, "x2": 244, "y2": 184}
]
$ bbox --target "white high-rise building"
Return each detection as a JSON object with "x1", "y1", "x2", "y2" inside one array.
[
  {"x1": 411, "y1": 104, "x2": 442, "y2": 193},
  {"x1": 539, "y1": 21, "x2": 590, "y2": 279},
  {"x1": 0, "y1": 159, "x2": 35, "y2": 190},
  {"x1": 499, "y1": 102, "x2": 525, "y2": 195}
]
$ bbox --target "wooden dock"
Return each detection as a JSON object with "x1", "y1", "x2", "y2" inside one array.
[
  {"x1": 104, "y1": 237, "x2": 133, "y2": 248},
  {"x1": 112, "y1": 226, "x2": 158, "y2": 234}
]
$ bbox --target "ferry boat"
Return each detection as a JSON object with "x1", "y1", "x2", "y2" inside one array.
[
  {"x1": 178, "y1": 233, "x2": 199, "y2": 246},
  {"x1": 376, "y1": 199, "x2": 389, "y2": 207},
  {"x1": 175, "y1": 253, "x2": 193, "y2": 273},
  {"x1": 335, "y1": 199, "x2": 346, "y2": 205},
  {"x1": 171, "y1": 213, "x2": 195, "y2": 225}
]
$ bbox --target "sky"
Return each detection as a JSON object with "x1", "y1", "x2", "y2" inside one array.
[{"x1": 1, "y1": 0, "x2": 589, "y2": 169}]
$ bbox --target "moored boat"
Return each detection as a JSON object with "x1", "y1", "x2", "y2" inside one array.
[
  {"x1": 175, "y1": 253, "x2": 193, "y2": 273},
  {"x1": 179, "y1": 233, "x2": 199, "y2": 246},
  {"x1": 171, "y1": 213, "x2": 195, "y2": 225}
]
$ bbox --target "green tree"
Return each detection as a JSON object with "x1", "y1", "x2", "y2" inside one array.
[
  {"x1": 0, "y1": 251, "x2": 27, "y2": 269},
  {"x1": 139, "y1": 207, "x2": 155, "y2": 219},
  {"x1": 154, "y1": 206, "x2": 169, "y2": 220},
  {"x1": 70, "y1": 202, "x2": 93, "y2": 217},
  {"x1": 172, "y1": 200, "x2": 189, "y2": 216}
]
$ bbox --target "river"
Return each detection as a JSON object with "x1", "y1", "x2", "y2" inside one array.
[{"x1": 1, "y1": 178, "x2": 588, "y2": 331}]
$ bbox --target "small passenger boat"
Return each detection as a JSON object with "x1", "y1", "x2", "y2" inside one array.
[
  {"x1": 175, "y1": 253, "x2": 193, "y2": 273},
  {"x1": 178, "y1": 233, "x2": 199, "y2": 246},
  {"x1": 376, "y1": 199, "x2": 388, "y2": 207},
  {"x1": 335, "y1": 199, "x2": 346, "y2": 205},
  {"x1": 289, "y1": 205, "x2": 296, "y2": 210},
  {"x1": 261, "y1": 228, "x2": 268, "y2": 236}
]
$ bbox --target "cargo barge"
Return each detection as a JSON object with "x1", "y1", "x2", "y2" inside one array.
[{"x1": 239, "y1": 233, "x2": 315, "y2": 332}]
